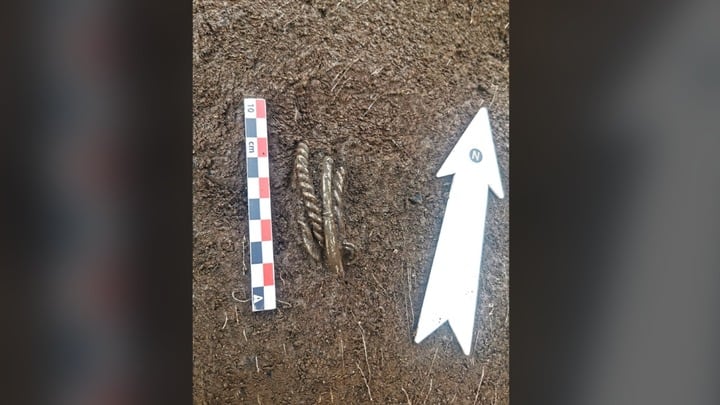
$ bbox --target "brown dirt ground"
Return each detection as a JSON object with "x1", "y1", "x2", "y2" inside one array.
[{"x1": 192, "y1": 0, "x2": 509, "y2": 403}]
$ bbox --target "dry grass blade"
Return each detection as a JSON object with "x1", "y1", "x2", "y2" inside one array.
[{"x1": 356, "y1": 361, "x2": 373, "y2": 402}]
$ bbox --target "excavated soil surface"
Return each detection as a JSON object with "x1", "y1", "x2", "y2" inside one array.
[{"x1": 193, "y1": 1, "x2": 509, "y2": 403}]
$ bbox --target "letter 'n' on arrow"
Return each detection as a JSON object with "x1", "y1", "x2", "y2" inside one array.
[{"x1": 414, "y1": 107, "x2": 504, "y2": 355}]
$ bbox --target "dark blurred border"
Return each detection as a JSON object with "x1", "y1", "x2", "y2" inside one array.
[
  {"x1": 511, "y1": 0, "x2": 720, "y2": 404},
  {"x1": 5, "y1": 0, "x2": 720, "y2": 403},
  {"x1": 3, "y1": 1, "x2": 191, "y2": 404}
]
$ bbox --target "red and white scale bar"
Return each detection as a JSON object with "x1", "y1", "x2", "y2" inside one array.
[{"x1": 244, "y1": 98, "x2": 276, "y2": 311}]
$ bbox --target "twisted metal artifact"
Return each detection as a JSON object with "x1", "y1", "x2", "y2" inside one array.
[{"x1": 294, "y1": 142, "x2": 356, "y2": 274}]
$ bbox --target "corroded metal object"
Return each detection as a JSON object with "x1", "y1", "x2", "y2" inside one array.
[
  {"x1": 294, "y1": 142, "x2": 356, "y2": 274},
  {"x1": 294, "y1": 142, "x2": 323, "y2": 243}
]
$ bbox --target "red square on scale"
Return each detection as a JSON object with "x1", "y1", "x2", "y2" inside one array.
[
  {"x1": 261, "y1": 219, "x2": 272, "y2": 241},
  {"x1": 259, "y1": 177, "x2": 270, "y2": 198},
  {"x1": 263, "y1": 263, "x2": 274, "y2": 286},
  {"x1": 257, "y1": 137, "x2": 268, "y2": 157},
  {"x1": 256, "y1": 99, "x2": 266, "y2": 119}
]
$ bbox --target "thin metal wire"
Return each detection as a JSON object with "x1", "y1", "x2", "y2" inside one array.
[
  {"x1": 294, "y1": 142, "x2": 324, "y2": 245},
  {"x1": 322, "y1": 156, "x2": 344, "y2": 275},
  {"x1": 297, "y1": 219, "x2": 322, "y2": 262},
  {"x1": 332, "y1": 166, "x2": 346, "y2": 233}
]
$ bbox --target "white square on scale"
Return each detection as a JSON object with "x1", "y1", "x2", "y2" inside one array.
[
  {"x1": 261, "y1": 241, "x2": 274, "y2": 263},
  {"x1": 248, "y1": 219, "x2": 262, "y2": 242},
  {"x1": 263, "y1": 287, "x2": 276, "y2": 310},
  {"x1": 247, "y1": 178, "x2": 259, "y2": 199},
  {"x1": 257, "y1": 158, "x2": 270, "y2": 177},
  {"x1": 256, "y1": 119, "x2": 267, "y2": 138},
  {"x1": 259, "y1": 198, "x2": 272, "y2": 219},
  {"x1": 250, "y1": 264, "x2": 264, "y2": 288}
]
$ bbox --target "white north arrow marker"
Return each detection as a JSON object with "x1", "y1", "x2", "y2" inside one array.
[{"x1": 414, "y1": 107, "x2": 504, "y2": 355}]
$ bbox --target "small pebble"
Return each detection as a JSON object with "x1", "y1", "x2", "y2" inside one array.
[{"x1": 408, "y1": 193, "x2": 423, "y2": 204}]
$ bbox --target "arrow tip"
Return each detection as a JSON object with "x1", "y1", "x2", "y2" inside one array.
[
  {"x1": 436, "y1": 107, "x2": 504, "y2": 199},
  {"x1": 448, "y1": 318, "x2": 474, "y2": 356},
  {"x1": 491, "y1": 180, "x2": 505, "y2": 200}
]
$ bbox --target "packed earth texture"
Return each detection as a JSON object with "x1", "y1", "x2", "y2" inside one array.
[{"x1": 193, "y1": 0, "x2": 509, "y2": 403}]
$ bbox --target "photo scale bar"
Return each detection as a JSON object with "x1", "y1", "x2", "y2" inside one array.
[{"x1": 244, "y1": 98, "x2": 276, "y2": 311}]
